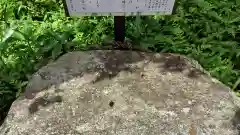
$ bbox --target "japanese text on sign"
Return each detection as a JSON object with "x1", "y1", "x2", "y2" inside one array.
[{"x1": 65, "y1": 0, "x2": 175, "y2": 16}]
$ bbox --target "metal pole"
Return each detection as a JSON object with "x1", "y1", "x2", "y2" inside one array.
[{"x1": 114, "y1": 16, "x2": 125, "y2": 42}]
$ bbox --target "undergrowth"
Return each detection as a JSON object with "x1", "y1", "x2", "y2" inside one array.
[{"x1": 0, "y1": 0, "x2": 240, "y2": 121}]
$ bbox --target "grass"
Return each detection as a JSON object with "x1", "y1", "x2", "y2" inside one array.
[{"x1": 0, "y1": 0, "x2": 240, "y2": 121}]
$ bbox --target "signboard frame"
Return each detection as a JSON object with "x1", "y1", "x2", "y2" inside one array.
[
  {"x1": 63, "y1": 0, "x2": 176, "y2": 43},
  {"x1": 63, "y1": 0, "x2": 176, "y2": 17}
]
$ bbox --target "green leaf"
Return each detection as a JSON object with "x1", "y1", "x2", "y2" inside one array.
[
  {"x1": 229, "y1": 17, "x2": 240, "y2": 24},
  {"x1": 0, "y1": 41, "x2": 8, "y2": 51},
  {"x1": 15, "y1": 81, "x2": 28, "y2": 97},
  {"x1": 154, "y1": 33, "x2": 166, "y2": 41},
  {"x1": 51, "y1": 44, "x2": 62, "y2": 59},
  {"x1": 160, "y1": 47, "x2": 170, "y2": 53},
  {"x1": 2, "y1": 28, "x2": 14, "y2": 42},
  {"x1": 237, "y1": 52, "x2": 240, "y2": 58},
  {"x1": 23, "y1": 21, "x2": 33, "y2": 37},
  {"x1": 0, "y1": 90, "x2": 13, "y2": 95},
  {"x1": 12, "y1": 30, "x2": 25, "y2": 41},
  {"x1": 237, "y1": 0, "x2": 240, "y2": 5},
  {"x1": 232, "y1": 78, "x2": 240, "y2": 91},
  {"x1": 0, "y1": 56, "x2": 6, "y2": 66},
  {"x1": 42, "y1": 39, "x2": 58, "y2": 52},
  {"x1": 193, "y1": 0, "x2": 213, "y2": 10},
  {"x1": 208, "y1": 11, "x2": 223, "y2": 22}
]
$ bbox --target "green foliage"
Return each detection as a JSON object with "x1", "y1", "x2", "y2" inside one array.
[{"x1": 0, "y1": 0, "x2": 240, "y2": 120}]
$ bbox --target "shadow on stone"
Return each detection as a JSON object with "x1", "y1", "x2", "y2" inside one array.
[
  {"x1": 188, "y1": 69, "x2": 205, "y2": 78},
  {"x1": 232, "y1": 108, "x2": 240, "y2": 135},
  {"x1": 92, "y1": 51, "x2": 143, "y2": 83},
  {"x1": 152, "y1": 53, "x2": 187, "y2": 72},
  {"x1": 29, "y1": 95, "x2": 62, "y2": 114}
]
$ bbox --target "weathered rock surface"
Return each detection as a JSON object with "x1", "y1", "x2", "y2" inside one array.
[{"x1": 1, "y1": 50, "x2": 240, "y2": 135}]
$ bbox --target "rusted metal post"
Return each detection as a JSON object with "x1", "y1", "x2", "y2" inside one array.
[{"x1": 114, "y1": 16, "x2": 125, "y2": 42}]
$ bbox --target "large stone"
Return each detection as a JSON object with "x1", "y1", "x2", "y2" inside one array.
[{"x1": 1, "y1": 50, "x2": 240, "y2": 135}]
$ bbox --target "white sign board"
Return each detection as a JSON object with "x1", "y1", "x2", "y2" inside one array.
[{"x1": 64, "y1": 0, "x2": 176, "y2": 16}]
